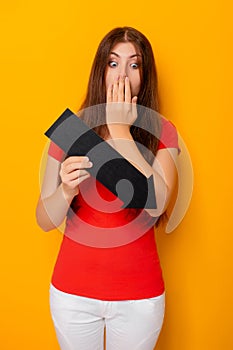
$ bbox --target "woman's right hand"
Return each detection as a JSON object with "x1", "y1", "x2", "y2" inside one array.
[{"x1": 59, "y1": 156, "x2": 93, "y2": 200}]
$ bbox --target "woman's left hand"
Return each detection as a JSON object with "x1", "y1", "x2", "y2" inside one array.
[{"x1": 106, "y1": 75, "x2": 138, "y2": 128}]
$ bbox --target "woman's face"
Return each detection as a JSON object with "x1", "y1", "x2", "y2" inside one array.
[{"x1": 105, "y1": 42, "x2": 142, "y2": 98}]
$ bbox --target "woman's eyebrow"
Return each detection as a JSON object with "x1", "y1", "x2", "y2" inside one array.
[{"x1": 110, "y1": 51, "x2": 141, "y2": 58}]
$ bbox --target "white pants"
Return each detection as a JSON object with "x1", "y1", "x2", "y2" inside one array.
[{"x1": 49, "y1": 283, "x2": 165, "y2": 350}]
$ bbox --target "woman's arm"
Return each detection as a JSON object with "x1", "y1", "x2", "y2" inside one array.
[
  {"x1": 106, "y1": 75, "x2": 178, "y2": 217},
  {"x1": 107, "y1": 126, "x2": 178, "y2": 217},
  {"x1": 36, "y1": 154, "x2": 92, "y2": 231}
]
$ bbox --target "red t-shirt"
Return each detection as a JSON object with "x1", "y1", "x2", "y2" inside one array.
[{"x1": 48, "y1": 117, "x2": 179, "y2": 300}]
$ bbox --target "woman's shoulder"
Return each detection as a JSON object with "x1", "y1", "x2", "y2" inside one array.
[
  {"x1": 157, "y1": 117, "x2": 179, "y2": 151},
  {"x1": 48, "y1": 141, "x2": 65, "y2": 162}
]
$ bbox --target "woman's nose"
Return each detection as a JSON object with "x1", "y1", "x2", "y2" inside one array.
[{"x1": 119, "y1": 65, "x2": 127, "y2": 77}]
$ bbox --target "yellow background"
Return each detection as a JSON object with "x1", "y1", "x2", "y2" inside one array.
[{"x1": 0, "y1": 0, "x2": 232, "y2": 349}]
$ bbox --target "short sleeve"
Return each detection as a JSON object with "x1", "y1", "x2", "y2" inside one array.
[
  {"x1": 157, "y1": 118, "x2": 180, "y2": 151},
  {"x1": 48, "y1": 141, "x2": 66, "y2": 162}
]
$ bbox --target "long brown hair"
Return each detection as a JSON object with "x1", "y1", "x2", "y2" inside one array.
[{"x1": 78, "y1": 26, "x2": 162, "y2": 165}]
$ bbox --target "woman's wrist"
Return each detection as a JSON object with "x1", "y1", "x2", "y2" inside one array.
[
  {"x1": 107, "y1": 124, "x2": 132, "y2": 140},
  {"x1": 60, "y1": 183, "x2": 79, "y2": 204}
]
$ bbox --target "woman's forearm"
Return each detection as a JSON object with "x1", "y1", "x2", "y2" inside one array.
[
  {"x1": 107, "y1": 125, "x2": 170, "y2": 217},
  {"x1": 36, "y1": 183, "x2": 75, "y2": 232}
]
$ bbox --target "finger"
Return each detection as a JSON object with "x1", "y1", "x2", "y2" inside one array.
[
  {"x1": 113, "y1": 75, "x2": 119, "y2": 102},
  {"x1": 61, "y1": 160, "x2": 93, "y2": 175},
  {"x1": 64, "y1": 156, "x2": 89, "y2": 165},
  {"x1": 118, "y1": 75, "x2": 125, "y2": 102},
  {"x1": 132, "y1": 96, "x2": 138, "y2": 104},
  {"x1": 68, "y1": 169, "x2": 90, "y2": 181},
  {"x1": 62, "y1": 169, "x2": 89, "y2": 185},
  {"x1": 76, "y1": 173, "x2": 91, "y2": 186},
  {"x1": 64, "y1": 162, "x2": 92, "y2": 175},
  {"x1": 132, "y1": 96, "x2": 138, "y2": 121},
  {"x1": 65, "y1": 172, "x2": 90, "y2": 188},
  {"x1": 107, "y1": 83, "x2": 113, "y2": 103},
  {"x1": 125, "y1": 76, "x2": 131, "y2": 103}
]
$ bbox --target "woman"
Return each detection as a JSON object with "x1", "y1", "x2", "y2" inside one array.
[{"x1": 36, "y1": 26, "x2": 179, "y2": 350}]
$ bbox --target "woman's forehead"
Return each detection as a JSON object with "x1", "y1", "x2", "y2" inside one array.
[{"x1": 109, "y1": 42, "x2": 141, "y2": 57}]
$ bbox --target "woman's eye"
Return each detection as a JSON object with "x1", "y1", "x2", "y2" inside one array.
[
  {"x1": 130, "y1": 63, "x2": 139, "y2": 69},
  {"x1": 108, "y1": 61, "x2": 118, "y2": 68}
]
